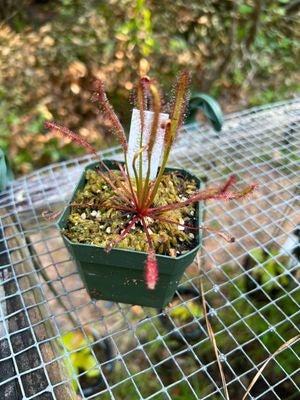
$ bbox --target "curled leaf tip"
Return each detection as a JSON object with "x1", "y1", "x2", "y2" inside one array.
[
  {"x1": 216, "y1": 231, "x2": 235, "y2": 242},
  {"x1": 161, "y1": 118, "x2": 171, "y2": 130},
  {"x1": 44, "y1": 121, "x2": 52, "y2": 129},
  {"x1": 141, "y1": 75, "x2": 151, "y2": 83},
  {"x1": 42, "y1": 209, "x2": 62, "y2": 221},
  {"x1": 179, "y1": 68, "x2": 189, "y2": 77}
]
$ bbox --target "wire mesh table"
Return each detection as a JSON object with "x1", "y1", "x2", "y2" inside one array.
[{"x1": 0, "y1": 98, "x2": 299, "y2": 399}]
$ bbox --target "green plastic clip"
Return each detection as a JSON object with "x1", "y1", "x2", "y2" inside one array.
[
  {"x1": 0, "y1": 149, "x2": 13, "y2": 192},
  {"x1": 186, "y1": 93, "x2": 224, "y2": 132}
]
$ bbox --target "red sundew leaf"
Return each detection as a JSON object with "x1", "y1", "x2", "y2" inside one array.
[
  {"x1": 140, "y1": 215, "x2": 158, "y2": 290},
  {"x1": 151, "y1": 215, "x2": 235, "y2": 243},
  {"x1": 149, "y1": 183, "x2": 257, "y2": 214},
  {"x1": 163, "y1": 119, "x2": 172, "y2": 145},
  {"x1": 42, "y1": 209, "x2": 62, "y2": 221},
  {"x1": 44, "y1": 121, "x2": 98, "y2": 156},
  {"x1": 117, "y1": 162, "x2": 139, "y2": 207},
  {"x1": 105, "y1": 215, "x2": 139, "y2": 253},
  {"x1": 220, "y1": 175, "x2": 237, "y2": 192},
  {"x1": 169, "y1": 70, "x2": 190, "y2": 143},
  {"x1": 92, "y1": 80, "x2": 128, "y2": 152},
  {"x1": 145, "y1": 249, "x2": 158, "y2": 290},
  {"x1": 136, "y1": 76, "x2": 150, "y2": 138},
  {"x1": 147, "y1": 81, "x2": 161, "y2": 159}
]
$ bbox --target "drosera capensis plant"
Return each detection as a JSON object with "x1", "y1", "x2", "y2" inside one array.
[{"x1": 45, "y1": 71, "x2": 256, "y2": 290}]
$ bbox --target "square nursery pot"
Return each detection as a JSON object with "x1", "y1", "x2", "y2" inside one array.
[{"x1": 58, "y1": 160, "x2": 203, "y2": 308}]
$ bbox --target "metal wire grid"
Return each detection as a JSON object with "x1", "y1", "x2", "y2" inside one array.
[{"x1": 0, "y1": 98, "x2": 299, "y2": 399}]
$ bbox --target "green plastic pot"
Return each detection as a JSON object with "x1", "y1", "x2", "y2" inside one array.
[{"x1": 58, "y1": 160, "x2": 202, "y2": 308}]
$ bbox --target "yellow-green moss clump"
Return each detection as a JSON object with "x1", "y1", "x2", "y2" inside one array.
[{"x1": 63, "y1": 169, "x2": 198, "y2": 256}]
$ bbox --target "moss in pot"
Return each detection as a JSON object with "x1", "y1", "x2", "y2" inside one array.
[
  {"x1": 64, "y1": 166, "x2": 199, "y2": 256},
  {"x1": 47, "y1": 71, "x2": 256, "y2": 308}
]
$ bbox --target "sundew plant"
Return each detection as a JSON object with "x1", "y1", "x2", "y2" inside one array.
[{"x1": 45, "y1": 71, "x2": 256, "y2": 290}]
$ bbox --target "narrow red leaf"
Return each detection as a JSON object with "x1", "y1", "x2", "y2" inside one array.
[
  {"x1": 136, "y1": 76, "x2": 150, "y2": 137},
  {"x1": 93, "y1": 80, "x2": 128, "y2": 152},
  {"x1": 140, "y1": 216, "x2": 158, "y2": 290},
  {"x1": 220, "y1": 175, "x2": 236, "y2": 192},
  {"x1": 169, "y1": 70, "x2": 190, "y2": 142},
  {"x1": 96, "y1": 167, "x2": 133, "y2": 206},
  {"x1": 152, "y1": 215, "x2": 235, "y2": 242},
  {"x1": 147, "y1": 81, "x2": 161, "y2": 158},
  {"x1": 105, "y1": 215, "x2": 139, "y2": 252},
  {"x1": 145, "y1": 249, "x2": 158, "y2": 290},
  {"x1": 149, "y1": 183, "x2": 257, "y2": 214},
  {"x1": 45, "y1": 121, "x2": 98, "y2": 157},
  {"x1": 117, "y1": 163, "x2": 139, "y2": 207}
]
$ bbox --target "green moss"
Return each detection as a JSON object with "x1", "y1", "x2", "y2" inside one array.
[{"x1": 63, "y1": 169, "x2": 197, "y2": 256}]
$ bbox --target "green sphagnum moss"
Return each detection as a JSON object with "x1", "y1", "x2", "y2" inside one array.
[{"x1": 63, "y1": 169, "x2": 197, "y2": 256}]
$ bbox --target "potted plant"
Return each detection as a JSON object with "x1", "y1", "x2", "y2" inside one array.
[{"x1": 46, "y1": 71, "x2": 256, "y2": 308}]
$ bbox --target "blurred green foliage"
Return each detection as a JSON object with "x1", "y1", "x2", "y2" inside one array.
[
  {"x1": 248, "y1": 248, "x2": 290, "y2": 292},
  {"x1": 61, "y1": 330, "x2": 99, "y2": 392},
  {"x1": 0, "y1": 0, "x2": 299, "y2": 174}
]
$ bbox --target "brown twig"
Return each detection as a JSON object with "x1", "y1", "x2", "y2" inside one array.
[{"x1": 200, "y1": 276, "x2": 230, "y2": 400}]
